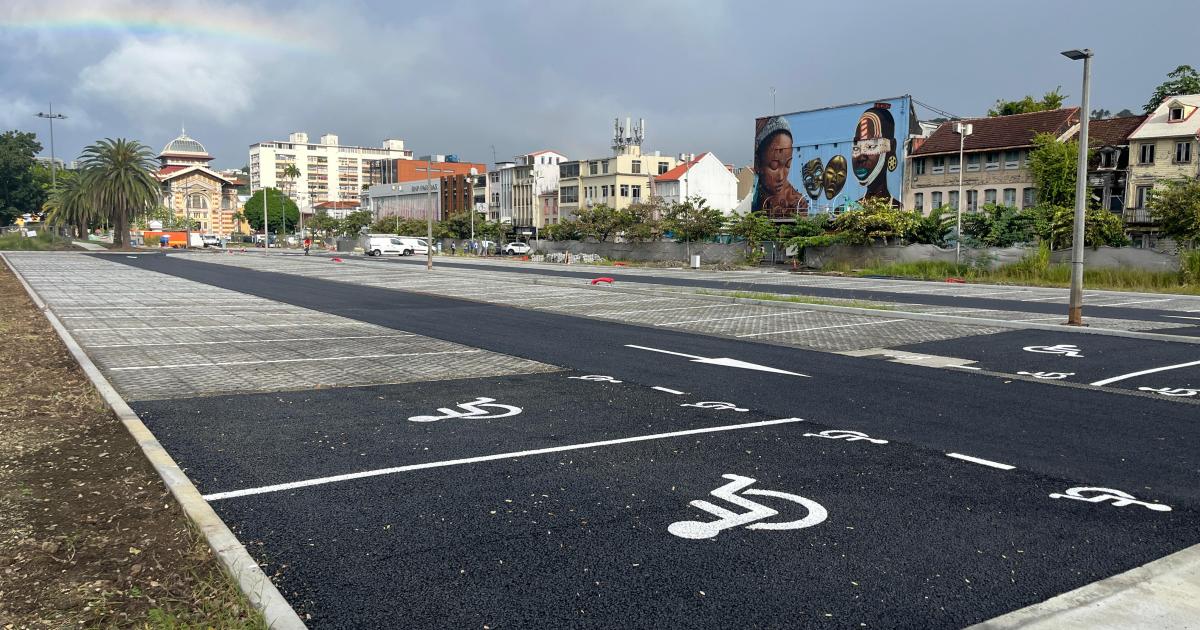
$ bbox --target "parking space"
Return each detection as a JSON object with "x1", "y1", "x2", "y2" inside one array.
[
  {"x1": 5, "y1": 253, "x2": 558, "y2": 400},
  {"x1": 895, "y1": 329, "x2": 1200, "y2": 399},
  {"x1": 138, "y1": 369, "x2": 1194, "y2": 628}
]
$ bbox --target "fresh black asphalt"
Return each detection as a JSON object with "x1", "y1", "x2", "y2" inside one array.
[
  {"x1": 373, "y1": 255, "x2": 1200, "y2": 329},
  {"x1": 106, "y1": 254, "x2": 1200, "y2": 627}
]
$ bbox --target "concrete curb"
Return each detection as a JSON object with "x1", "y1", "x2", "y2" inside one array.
[
  {"x1": 516, "y1": 276, "x2": 1200, "y2": 345},
  {"x1": 1, "y1": 253, "x2": 306, "y2": 629},
  {"x1": 966, "y1": 541, "x2": 1200, "y2": 629}
]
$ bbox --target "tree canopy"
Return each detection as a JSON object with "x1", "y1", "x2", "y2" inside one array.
[
  {"x1": 662, "y1": 197, "x2": 725, "y2": 242},
  {"x1": 1027, "y1": 132, "x2": 1088, "y2": 208},
  {"x1": 243, "y1": 188, "x2": 299, "y2": 233},
  {"x1": 988, "y1": 88, "x2": 1066, "y2": 117},
  {"x1": 1147, "y1": 178, "x2": 1200, "y2": 246},
  {"x1": 1144, "y1": 65, "x2": 1200, "y2": 114},
  {"x1": 0, "y1": 130, "x2": 46, "y2": 226}
]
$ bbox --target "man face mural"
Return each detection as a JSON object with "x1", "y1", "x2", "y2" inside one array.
[{"x1": 852, "y1": 113, "x2": 891, "y2": 186}]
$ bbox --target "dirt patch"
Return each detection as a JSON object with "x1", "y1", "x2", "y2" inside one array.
[{"x1": 0, "y1": 264, "x2": 265, "y2": 628}]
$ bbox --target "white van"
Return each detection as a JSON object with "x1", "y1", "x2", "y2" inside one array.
[
  {"x1": 360, "y1": 234, "x2": 427, "y2": 256},
  {"x1": 395, "y1": 237, "x2": 429, "y2": 255}
]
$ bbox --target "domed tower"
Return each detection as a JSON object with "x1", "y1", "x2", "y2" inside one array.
[{"x1": 159, "y1": 129, "x2": 214, "y2": 169}]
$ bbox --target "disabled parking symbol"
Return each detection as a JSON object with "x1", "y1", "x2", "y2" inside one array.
[
  {"x1": 667, "y1": 474, "x2": 828, "y2": 540},
  {"x1": 1049, "y1": 486, "x2": 1171, "y2": 512},
  {"x1": 407, "y1": 397, "x2": 523, "y2": 423}
]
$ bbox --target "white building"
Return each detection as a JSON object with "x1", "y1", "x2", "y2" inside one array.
[
  {"x1": 488, "y1": 161, "x2": 516, "y2": 223},
  {"x1": 363, "y1": 181, "x2": 441, "y2": 221},
  {"x1": 654, "y1": 152, "x2": 739, "y2": 213},
  {"x1": 514, "y1": 150, "x2": 568, "y2": 229},
  {"x1": 248, "y1": 132, "x2": 412, "y2": 207}
]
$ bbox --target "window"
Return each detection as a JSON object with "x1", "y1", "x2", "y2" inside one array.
[
  {"x1": 602, "y1": 161, "x2": 609, "y2": 174},
  {"x1": 560, "y1": 163, "x2": 579, "y2": 178},
  {"x1": 490, "y1": 172, "x2": 499, "y2": 182},
  {"x1": 1003, "y1": 188, "x2": 1016, "y2": 206},
  {"x1": 1004, "y1": 150, "x2": 1020, "y2": 169},
  {"x1": 932, "y1": 191, "x2": 943, "y2": 208},
  {"x1": 985, "y1": 152, "x2": 999, "y2": 170},
  {"x1": 932, "y1": 157, "x2": 945, "y2": 174},
  {"x1": 1098, "y1": 150, "x2": 1115, "y2": 169},
  {"x1": 948, "y1": 156, "x2": 960, "y2": 174},
  {"x1": 1139, "y1": 143, "x2": 1155, "y2": 164},
  {"x1": 966, "y1": 154, "x2": 980, "y2": 171},
  {"x1": 632, "y1": 186, "x2": 641, "y2": 200},
  {"x1": 967, "y1": 190, "x2": 978, "y2": 211},
  {"x1": 984, "y1": 189, "x2": 997, "y2": 205},
  {"x1": 187, "y1": 193, "x2": 208, "y2": 210},
  {"x1": 914, "y1": 193, "x2": 924, "y2": 212},
  {"x1": 948, "y1": 190, "x2": 959, "y2": 209},
  {"x1": 1169, "y1": 106, "x2": 1184, "y2": 121},
  {"x1": 620, "y1": 184, "x2": 629, "y2": 197},
  {"x1": 560, "y1": 186, "x2": 578, "y2": 203},
  {"x1": 632, "y1": 160, "x2": 641, "y2": 174},
  {"x1": 658, "y1": 162, "x2": 669, "y2": 175},
  {"x1": 589, "y1": 162, "x2": 599, "y2": 175},
  {"x1": 1135, "y1": 185, "x2": 1152, "y2": 208},
  {"x1": 1022, "y1": 188, "x2": 1036, "y2": 208},
  {"x1": 1175, "y1": 141, "x2": 1192, "y2": 163},
  {"x1": 913, "y1": 158, "x2": 926, "y2": 175}
]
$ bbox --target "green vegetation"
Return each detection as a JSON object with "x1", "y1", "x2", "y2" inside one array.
[
  {"x1": 1147, "y1": 178, "x2": 1200, "y2": 247},
  {"x1": 243, "y1": 188, "x2": 299, "y2": 233},
  {"x1": 1144, "y1": 65, "x2": 1200, "y2": 114},
  {"x1": 988, "y1": 87, "x2": 1066, "y2": 117},
  {"x1": 0, "y1": 230, "x2": 71, "y2": 250},
  {"x1": 0, "y1": 130, "x2": 47, "y2": 226}
]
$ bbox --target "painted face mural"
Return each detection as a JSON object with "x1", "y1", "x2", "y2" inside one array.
[
  {"x1": 802, "y1": 158, "x2": 824, "y2": 198},
  {"x1": 823, "y1": 155, "x2": 847, "y2": 200},
  {"x1": 752, "y1": 116, "x2": 809, "y2": 218}
]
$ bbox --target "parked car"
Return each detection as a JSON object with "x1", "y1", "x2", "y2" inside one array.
[
  {"x1": 503, "y1": 242, "x2": 531, "y2": 255},
  {"x1": 395, "y1": 236, "x2": 429, "y2": 256},
  {"x1": 201, "y1": 235, "x2": 221, "y2": 248}
]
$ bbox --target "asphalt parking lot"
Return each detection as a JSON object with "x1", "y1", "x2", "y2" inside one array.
[{"x1": 10, "y1": 251, "x2": 1200, "y2": 628}]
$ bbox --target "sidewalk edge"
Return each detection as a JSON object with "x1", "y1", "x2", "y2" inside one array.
[{"x1": 1, "y1": 253, "x2": 307, "y2": 630}]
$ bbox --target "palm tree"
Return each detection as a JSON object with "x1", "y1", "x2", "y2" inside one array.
[
  {"x1": 281, "y1": 163, "x2": 301, "y2": 238},
  {"x1": 44, "y1": 174, "x2": 94, "y2": 239},
  {"x1": 78, "y1": 139, "x2": 160, "y2": 248}
]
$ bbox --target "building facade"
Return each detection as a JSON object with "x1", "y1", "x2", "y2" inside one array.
[
  {"x1": 654, "y1": 152, "x2": 740, "y2": 213},
  {"x1": 156, "y1": 131, "x2": 241, "y2": 236},
  {"x1": 1078, "y1": 115, "x2": 1146, "y2": 214},
  {"x1": 249, "y1": 132, "x2": 412, "y2": 207},
  {"x1": 1125, "y1": 95, "x2": 1200, "y2": 247},
  {"x1": 440, "y1": 173, "x2": 487, "y2": 216},
  {"x1": 512, "y1": 150, "x2": 568, "y2": 231},
  {"x1": 557, "y1": 118, "x2": 678, "y2": 221},
  {"x1": 370, "y1": 157, "x2": 485, "y2": 185},
  {"x1": 907, "y1": 108, "x2": 1080, "y2": 214}
]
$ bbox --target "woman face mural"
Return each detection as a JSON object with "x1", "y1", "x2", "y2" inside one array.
[
  {"x1": 753, "y1": 116, "x2": 808, "y2": 218},
  {"x1": 851, "y1": 106, "x2": 899, "y2": 204}
]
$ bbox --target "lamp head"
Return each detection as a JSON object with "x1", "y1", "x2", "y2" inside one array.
[{"x1": 1061, "y1": 49, "x2": 1093, "y2": 61}]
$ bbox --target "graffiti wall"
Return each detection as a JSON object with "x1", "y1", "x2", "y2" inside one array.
[{"x1": 752, "y1": 96, "x2": 914, "y2": 220}]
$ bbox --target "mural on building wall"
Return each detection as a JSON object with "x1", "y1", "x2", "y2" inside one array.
[{"x1": 753, "y1": 96, "x2": 913, "y2": 219}]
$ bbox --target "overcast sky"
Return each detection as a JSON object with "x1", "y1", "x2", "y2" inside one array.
[{"x1": 3, "y1": 0, "x2": 1198, "y2": 170}]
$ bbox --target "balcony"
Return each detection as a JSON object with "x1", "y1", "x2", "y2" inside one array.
[{"x1": 1123, "y1": 208, "x2": 1155, "y2": 224}]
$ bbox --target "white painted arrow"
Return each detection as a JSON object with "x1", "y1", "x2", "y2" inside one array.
[{"x1": 625, "y1": 344, "x2": 809, "y2": 377}]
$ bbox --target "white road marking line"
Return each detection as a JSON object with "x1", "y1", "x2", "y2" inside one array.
[
  {"x1": 1091, "y1": 298, "x2": 1172, "y2": 307},
  {"x1": 657, "y1": 311, "x2": 812, "y2": 326},
  {"x1": 1090, "y1": 360, "x2": 1200, "y2": 386},
  {"x1": 59, "y1": 313, "x2": 300, "y2": 319},
  {"x1": 946, "y1": 452, "x2": 1016, "y2": 470},
  {"x1": 110, "y1": 349, "x2": 480, "y2": 371},
  {"x1": 949, "y1": 365, "x2": 982, "y2": 370},
  {"x1": 1022, "y1": 295, "x2": 1068, "y2": 302},
  {"x1": 1164, "y1": 315, "x2": 1200, "y2": 321},
  {"x1": 736, "y1": 319, "x2": 905, "y2": 338},
  {"x1": 73, "y1": 322, "x2": 370, "y2": 332},
  {"x1": 86, "y1": 334, "x2": 417, "y2": 349},
  {"x1": 1016, "y1": 316, "x2": 1065, "y2": 322},
  {"x1": 202, "y1": 417, "x2": 808, "y2": 501},
  {"x1": 652, "y1": 386, "x2": 686, "y2": 394},
  {"x1": 960, "y1": 289, "x2": 1032, "y2": 297}
]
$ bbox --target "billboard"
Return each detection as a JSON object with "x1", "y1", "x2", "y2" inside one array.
[{"x1": 752, "y1": 96, "x2": 914, "y2": 220}]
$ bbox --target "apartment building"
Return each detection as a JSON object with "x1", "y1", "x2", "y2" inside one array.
[
  {"x1": 440, "y1": 172, "x2": 488, "y2": 216},
  {"x1": 654, "y1": 152, "x2": 740, "y2": 213},
  {"x1": 156, "y1": 131, "x2": 241, "y2": 236},
  {"x1": 1125, "y1": 95, "x2": 1200, "y2": 247},
  {"x1": 249, "y1": 132, "x2": 412, "y2": 206},
  {"x1": 907, "y1": 108, "x2": 1080, "y2": 214},
  {"x1": 487, "y1": 161, "x2": 516, "y2": 223},
  {"x1": 1077, "y1": 115, "x2": 1146, "y2": 213},
  {"x1": 513, "y1": 151, "x2": 568, "y2": 231},
  {"x1": 557, "y1": 118, "x2": 678, "y2": 221}
]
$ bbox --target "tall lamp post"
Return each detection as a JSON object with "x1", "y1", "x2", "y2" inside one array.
[
  {"x1": 1062, "y1": 48, "x2": 1093, "y2": 326},
  {"x1": 35, "y1": 104, "x2": 67, "y2": 189},
  {"x1": 954, "y1": 122, "x2": 973, "y2": 266}
]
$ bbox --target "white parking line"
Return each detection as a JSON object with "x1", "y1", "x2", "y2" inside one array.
[
  {"x1": 74, "y1": 322, "x2": 371, "y2": 332},
  {"x1": 1090, "y1": 360, "x2": 1200, "y2": 386},
  {"x1": 592, "y1": 304, "x2": 726, "y2": 316},
  {"x1": 201, "y1": 417, "x2": 808, "y2": 501},
  {"x1": 657, "y1": 311, "x2": 812, "y2": 326},
  {"x1": 946, "y1": 452, "x2": 1015, "y2": 470},
  {"x1": 1022, "y1": 295, "x2": 1067, "y2": 302},
  {"x1": 1165, "y1": 315, "x2": 1200, "y2": 321},
  {"x1": 736, "y1": 319, "x2": 905, "y2": 338},
  {"x1": 110, "y1": 349, "x2": 479, "y2": 371},
  {"x1": 651, "y1": 386, "x2": 686, "y2": 394},
  {"x1": 1091, "y1": 298, "x2": 1172, "y2": 307},
  {"x1": 86, "y1": 334, "x2": 417, "y2": 349}
]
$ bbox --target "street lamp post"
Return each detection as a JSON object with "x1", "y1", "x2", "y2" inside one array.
[
  {"x1": 1062, "y1": 48, "x2": 1093, "y2": 326},
  {"x1": 425, "y1": 161, "x2": 434, "y2": 270},
  {"x1": 35, "y1": 104, "x2": 67, "y2": 189},
  {"x1": 954, "y1": 122, "x2": 973, "y2": 266}
]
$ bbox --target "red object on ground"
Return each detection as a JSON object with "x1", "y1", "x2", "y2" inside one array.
[
  {"x1": 591, "y1": 277, "x2": 614, "y2": 285},
  {"x1": 613, "y1": 262, "x2": 627, "y2": 267},
  {"x1": 945, "y1": 277, "x2": 965, "y2": 283},
  {"x1": 331, "y1": 257, "x2": 344, "y2": 263}
]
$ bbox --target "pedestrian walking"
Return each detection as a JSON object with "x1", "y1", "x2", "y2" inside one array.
[
  {"x1": 451, "y1": 242, "x2": 457, "y2": 256},
  {"x1": 303, "y1": 237, "x2": 311, "y2": 256}
]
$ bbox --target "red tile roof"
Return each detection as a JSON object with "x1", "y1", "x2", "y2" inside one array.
[
  {"x1": 912, "y1": 108, "x2": 1080, "y2": 156},
  {"x1": 157, "y1": 165, "x2": 187, "y2": 176},
  {"x1": 1073, "y1": 115, "x2": 1148, "y2": 146},
  {"x1": 314, "y1": 201, "x2": 360, "y2": 209},
  {"x1": 655, "y1": 152, "x2": 708, "y2": 182}
]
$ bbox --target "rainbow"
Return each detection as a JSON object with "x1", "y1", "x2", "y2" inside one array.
[{"x1": 1, "y1": 6, "x2": 323, "y2": 53}]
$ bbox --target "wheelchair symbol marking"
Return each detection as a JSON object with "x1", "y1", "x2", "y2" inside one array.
[
  {"x1": 667, "y1": 474, "x2": 828, "y2": 540},
  {"x1": 1017, "y1": 371, "x2": 1075, "y2": 380},
  {"x1": 568, "y1": 374, "x2": 623, "y2": 383},
  {"x1": 680, "y1": 401, "x2": 749, "y2": 412},
  {"x1": 802, "y1": 429, "x2": 888, "y2": 444},
  {"x1": 407, "y1": 397, "x2": 523, "y2": 423},
  {"x1": 1049, "y1": 486, "x2": 1171, "y2": 512},
  {"x1": 1023, "y1": 344, "x2": 1084, "y2": 358}
]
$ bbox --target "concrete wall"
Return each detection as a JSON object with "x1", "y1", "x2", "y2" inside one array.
[
  {"x1": 802, "y1": 243, "x2": 1180, "y2": 271},
  {"x1": 531, "y1": 240, "x2": 746, "y2": 263}
]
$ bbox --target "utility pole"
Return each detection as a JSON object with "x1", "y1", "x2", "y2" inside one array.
[
  {"x1": 1062, "y1": 48, "x2": 1094, "y2": 326},
  {"x1": 954, "y1": 122, "x2": 973, "y2": 266},
  {"x1": 35, "y1": 104, "x2": 67, "y2": 189},
  {"x1": 425, "y1": 160, "x2": 434, "y2": 270}
]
